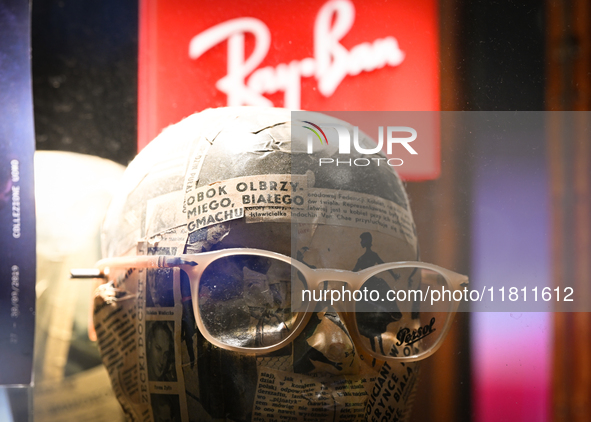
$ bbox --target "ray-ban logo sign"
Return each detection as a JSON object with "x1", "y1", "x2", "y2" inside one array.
[
  {"x1": 303, "y1": 122, "x2": 417, "y2": 167},
  {"x1": 188, "y1": 0, "x2": 405, "y2": 109}
]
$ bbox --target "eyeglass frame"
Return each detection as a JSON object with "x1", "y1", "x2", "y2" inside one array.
[{"x1": 76, "y1": 248, "x2": 468, "y2": 364}]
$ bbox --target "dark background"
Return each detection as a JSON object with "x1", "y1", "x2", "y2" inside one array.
[
  {"x1": 463, "y1": 1, "x2": 545, "y2": 111},
  {"x1": 32, "y1": 0, "x2": 138, "y2": 165}
]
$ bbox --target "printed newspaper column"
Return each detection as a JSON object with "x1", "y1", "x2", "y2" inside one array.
[
  {"x1": 364, "y1": 361, "x2": 419, "y2": 422},
  {"x1": 182, "y1": 137, "x2": 214, "y2": 238},
  {"x1": 95, "y1": 207, "x2": 194, "y2": 420},
  {"x1": 184, "y1": 174, "x2": 308, "y2": 234},
  {"x1": 251, "y1": 337, "x2": 419, "y2": 421},
  {"x1": 144, "y1": 190, "x2": 202, "y2": 421},
  {"x1": 143, "y1": 239, "x2": 190, "y2": 422},
  {"x1": 93, "y1": 266, "x2": 151, "y2": 420},
  {"x1": 252, "y1": 367, "x2": 372, "y2": 422},
  {"x1": 182, "y1": 173, "x2": 415, "y2": 249},
  {"x1": 287, "y1": 188, "x2": 416, "y2": 246}
]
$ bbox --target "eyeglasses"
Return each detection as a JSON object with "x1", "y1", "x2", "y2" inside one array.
[{"x1": 73, "y1": 248, "x2": 468, "y2": 363}]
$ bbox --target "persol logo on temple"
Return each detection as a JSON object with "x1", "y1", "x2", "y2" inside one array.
[
  {"x1": 303, "y1": 122, "x2": 417, "y2": 167},
  {"x1": 188, "y1": 0, "x2": 405, "y2": 109}
]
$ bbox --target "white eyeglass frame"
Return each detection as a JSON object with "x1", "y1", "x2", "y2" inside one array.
[{"x1": 88, "y1": 248, "x2": 468, "y2": 363}]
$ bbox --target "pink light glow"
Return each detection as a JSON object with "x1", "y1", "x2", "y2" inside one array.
[
  {"x1": 472, "y1": 147, "x2": 551, "y2": 422},
  {"x1": 472, "y1": 313, "x2": 551, "y2": 422}
]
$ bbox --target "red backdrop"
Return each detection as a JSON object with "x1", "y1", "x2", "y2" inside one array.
[{"x1": 139, "y1": 0, "x2": 439, "y2": 179}]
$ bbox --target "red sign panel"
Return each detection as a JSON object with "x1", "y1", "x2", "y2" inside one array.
[{"x1": 139, "y1": 0, "x2": 439, "y2": 179}]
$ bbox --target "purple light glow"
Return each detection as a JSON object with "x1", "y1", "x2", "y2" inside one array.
[{"x1": 472, "y1": 152, "x2": 552, "y2": 422}]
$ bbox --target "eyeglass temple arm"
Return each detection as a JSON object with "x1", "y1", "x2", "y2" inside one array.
[
  {"x1": 71, "y1": 255, "x2": 197, "y2": 342},
  {"x1": 70, "y1": 256, "x2": 198, "y2": 279},
  {"x1": 445, "y1": 269, "x2": 469, "y2": 291},
  {"x1": 456, "y1": 274, "x2": 469, "y2": 289}
]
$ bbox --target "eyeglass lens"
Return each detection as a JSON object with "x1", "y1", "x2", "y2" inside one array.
[
  {"x1": 197, "y1": 255, "x2": 454, "y2": 358},
  {"x1": 198, "y1": 255, "x2": 300, "y2": 348},
  {"x1": 354, "y1": 267, "x2": 453, "y2": 358}
]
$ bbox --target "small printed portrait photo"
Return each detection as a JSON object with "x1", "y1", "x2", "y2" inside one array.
[
  {"x1": 147, "y1": 321, "x2": 177, "y2": 382},
  {"x1": 150, "y1": 394, "x2": 181, "y2": 422},
  {"x1": 146, "y1": 268, "x2": 175, "y2": 308}
]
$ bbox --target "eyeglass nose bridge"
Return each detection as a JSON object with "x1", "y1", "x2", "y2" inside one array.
[
  {"x1": 309, "y1": 279, "x2": 356, "y2": 313},
  {"x1": 302, "y1": 268, "x2": 363, "y2": 288},
  {"x1": 298, "y1": 269, "x2": 367, "y2": 313}
]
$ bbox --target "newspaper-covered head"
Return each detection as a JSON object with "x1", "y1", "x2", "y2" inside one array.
[{"x1": 97, "y1": 107, "x2": 425, "y2": 422}]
